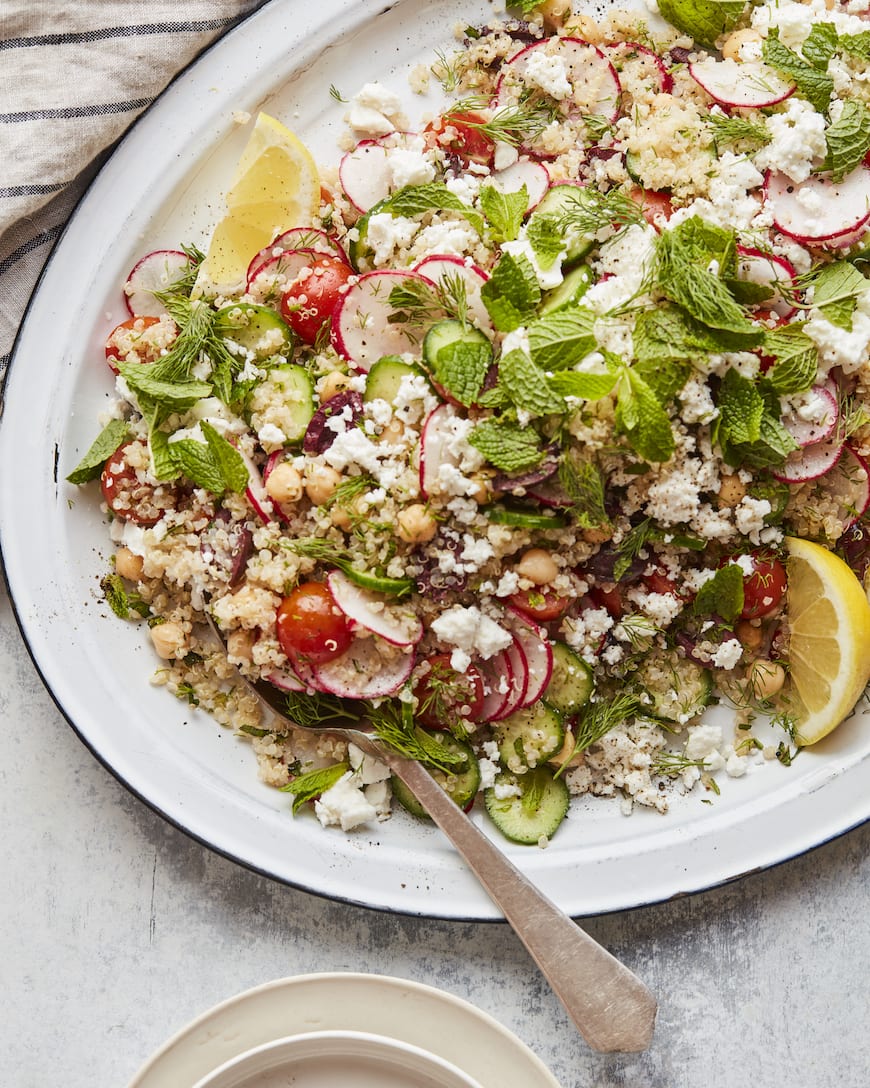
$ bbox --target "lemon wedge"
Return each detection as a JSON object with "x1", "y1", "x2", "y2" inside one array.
[
  {"x1": 196, "y1": 113, "x2": 320, "y2": 294},
  {"x1": 784, "y1": 536, "x2": 870, "y2": 745}
]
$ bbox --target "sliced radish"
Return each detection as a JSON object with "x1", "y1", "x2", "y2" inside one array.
[
  {"x1": 339, "y1": 132, "x2": 429, "y2": 213},
  {"x1": 310, "y1": 634, "x2": 415, "y2": 699},
  {"x1": 489, "y1": 634, "x2": 529, "y2": 722},
  {"x1": 781, "y1": 386, "x2": 838, "y2": 448},
  {"x1": 766, "y1": 168, "x2": 870, "y2": 243},
  {"x1": 326, "y1": 570, "x2": 423, "y2": 647},
  {"x1": 264, "y1": 667, "x2": 307, "y2": 693},
  {"x1": 412, "y1": 254, "x2": 493, "y2": 332},
  {"x1": 505, "y1": 608, "x2": 553, "y2": 708},
  {"x1": 689, "y1": 58, "x2": 794, "y2": 108},
  {"x1": 246, "y1": 228, "x2": 347, "y2": 283},
  {"x1": 772, "y1": 433, "x2": 844, "y2": 483},
  {"x1": 419, "y1": 403, "x2": 469, "y2": 500},
  {"x1": 234, "y1": 444, "x2": 277, "y2": 524},
  {"x1": 736, "y1": 245, "x2": 798, "y2": 318},
  {"x1": 495, "y1": 39, "x2": 621, "y2": 147},
  {"x1": 245, "y1": 246, "x2": 321, "y2": 296},
  {"x1": 599, "y1": 41, "x2": 673, "y2": 95},
  {"x1": 821, "y1": 446, "x2": 870, "y2": 528},
  {"x1": 478, "y1": 649, "x2": 514, "y2": 722},
  {"x1": 821, "y1": 220, "x2": 870, "y2": 250},
  {"x1": 123, "y1": 250, "x2": 193, "y2": 317},
  {"x1": 489, "y1": 159, "x2": 550, "y2": 212},
  {"x1": 331, "y1": 269, "x2": 432, "y2": 371}
]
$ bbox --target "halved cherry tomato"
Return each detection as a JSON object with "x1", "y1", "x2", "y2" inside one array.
[
  {"x1": 642, "y1": 567, "x2": 679, "y2": 598},
  {"x1": 628, "y1": 185, "x2": 673, "y2": 228},
  {"x1": 424, "y1": 111, "x2": 496, "y2": 166},
  {"x1": 731, "y1": 552, "x2": 788, "y2": 620},
  {"x1": 508, "y1": 588, "x2": 572, "y2": 622},
  {"x1": 587, "y1": 583, "x2": 624, "y2": 619},
  {"x1": 280, "y1": 256, "x2": 353, "y2": 344},
  {"x1": 104, "y1": 315, "x2": 176, "y2": 373},
  {"x1": 276, "y1": 581, "x2": 354, "y2": 665},
  {"x1": 412, "y1": 653, "x2": 485, "y2": 730},
  {"x1": 100, "y1": 441, "x2": 176, "y2": 526}
]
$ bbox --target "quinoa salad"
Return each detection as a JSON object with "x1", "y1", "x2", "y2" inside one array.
[{"x1": 69, "y1": 0, "x2": 870, "y2": 845}]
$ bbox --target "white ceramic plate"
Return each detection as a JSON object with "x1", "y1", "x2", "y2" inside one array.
[
  {"x1": 128, "y1": 973, "x2": 560, "y2": 1088},
  {"x1": 1, "y1": 0, "x2": 868, "y2": 921}
]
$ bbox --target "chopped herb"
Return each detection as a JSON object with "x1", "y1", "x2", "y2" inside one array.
[{"x1": 281, "y1": 762, "x2": 352, "y2": 814}]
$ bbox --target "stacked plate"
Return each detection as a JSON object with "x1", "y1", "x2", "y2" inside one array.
[{"x1": 128, "y1": 974, "x2": 561, "y2": 1088}]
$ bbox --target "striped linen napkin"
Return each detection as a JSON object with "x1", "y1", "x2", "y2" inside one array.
[{"x1": 0, "y1": 0, "x2": 268, "y2": 391}]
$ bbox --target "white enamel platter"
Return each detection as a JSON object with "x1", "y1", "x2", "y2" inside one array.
[{"x1": 1, "y1": 0, "x2": 868, "y2": 921}]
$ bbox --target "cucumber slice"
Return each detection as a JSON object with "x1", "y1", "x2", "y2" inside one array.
[
  {"x1": 485, "y1": 505, "x2": 568, "y2": 530},
  {"x1": 484, "y1": 768, "x2": 569, "y2": 845},
  {"x1": 527, "y1": 185, "x2": 596, "y2": 265},
  {"x1": 539, "y1": 264, "x2": 595, "y2": 316},
  {"x1": 391, "y1": 734, "x2": 481, "y2": 819},
  {"x1": 633, "y1": 648, "x2": 713, "y2": 723},
  {"x1": 364, "y1": 356, "x2": 428, "y2": 405},
  {"x1": 215, "y1": 302, "x2": 294, "y2": 359},
  {"x1": 336, "y1": 564, "x2": 413, "y2": 597},
  {"x1": 422, "y1": 319, "x2": 492, "y2": 374},
  {"x1": 494, "y1": 702, "x2": 565, "y2": 772},
  {"x1": 544, "y1": 641, "x2": 594, "y2": 716},
  {"x1": 250, "y1": 363, "x2": 314, "y2": 443},
  {"x1": 624, "y1": 149, "x2": 645, "y2": 187},
  {"x1": 347, "y1": 197, "x2": 391, "y2": 271}
]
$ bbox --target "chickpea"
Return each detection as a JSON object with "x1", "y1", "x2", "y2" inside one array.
[
  {"x1": 318, "y1": 371, "x2": 353, "y2": 402},
  {"x1": 226, "y1": 628, "x2": 255, "y2": 664},
  {"x1": 549, "y1": 730, "x2": 584, "y2": 769},
  {"x1": 746, "y1": 658, "x2": 786, "y2": 701},
  {"x1": 305, "y1": 464, "x2": 342, "y2": 505},
  {"x1": 581, "y1": 526, "x2": 612, "y2": 546},
  {"x1": 150, "y1": 620, "x2": 187, "y2": 661},
  {"x1": 115, "y1": 547, "x2": 144, "y2": 581},
  {"x1": 720, "y1": 27, "x2": 764, "y2": 62},
  {"x1": 265, "y1": 461, "x2": 303, "y2": 505},
  {"x1": 516, "y1": 548, "x2": 559, "y2": 586},
  {"x1": 379, "y1": 417, "x2": 405, "y2": 445},
  {"x1": 467, "y1": 473, "x2": 493, "y2": 505},
  {"x1": 717, "y1": 473, "x2": 746, "y2": 509},
  {"x1": 397, "y1": 503, "x2": 439, "y2": 544},
  {"x1": 735, "y1": 619, "x2": 764, "y2": 652},
  {"x1": 538, "y1": 0, "x2": 572, "y2": 31},
  {"x1": 563, "y1": 14, "x2": 602, "y2": 43}
]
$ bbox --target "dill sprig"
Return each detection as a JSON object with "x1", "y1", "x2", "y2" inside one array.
[
  {"x1": 554, "y1": 693, "x2": 639, "y2": 777},
  {"x1": 443, "y1": 95, "x2": 552, "y2": 146},
  {"x1": 708, "y1": 113, "x2": 771, "y2": 148},
  {"x1": 556, "y1": 187, "x2": 646, "y2": 239},
  {"x1": 432, "y1": 48, "x2": 462, "y2": 92},
  {"x1": 651, "y1": 751, "x2": 708, "y2": 776},
  {"x1": 387, "y1": 273, "x2": 470, "y2": 330}
]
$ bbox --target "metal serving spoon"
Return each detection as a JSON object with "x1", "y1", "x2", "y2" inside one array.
[{"x1": 210, "y1": 622, "x2": 656, "y2": 1052}]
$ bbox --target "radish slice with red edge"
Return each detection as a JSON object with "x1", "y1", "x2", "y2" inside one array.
[
  {"x1": 736, "y1": 245, "x2": 798, "y2": 318},
  {"x1": 412, "y1": 255, "x2": 492, "y2": 331},
  {"x1": 246, "y1": 228, "x2": 347, "y2": 283},
  {"x1": 332, "y1": 269, "x2": 434, "y2": 371},
  {"x1": 820, "y1": 446, "x2": 870, "y2": 529},
  {"x1": 599, "y1": 41, "x2": 673, "y2": 95},
  {"x1": 494, "y1": 38, "x2": 621, "y2": 141},
  {"x1": 489, "y1": 159, "x2": 550, "y2": 211},
  {"x1": 235, "y1": 444, "x2": 279, "y2": 525},
  {"x1": 478, "y1": 649, "x2": 514, "y2": 722},
  {"x1": 505, "y1": 607, "x2": 554, "y2": 708},
  {"x1": 326, "y1": 570, "x2": 424, "y2": 647},
  {"x1": 419, "y1": 403, "x2": 468, "y2": 500},
  {"x1": 339, "y1": 132, "x2": 428, "y2": 213},
  {"x1": 781, "y1": 385, "x2": 838, "y2": 448},
  {"x1": 264, "y1": 667, "x2": 307, "y2": 693},
  {"x1": 766, "y1": 168, "x2": 870, "y2": 242},
  {"x1": 772, "y1": 433, "x2": 844, "y2": 483},
  {"x1": 689, "y1": 58, "x2": 794, "y2": 108},
  {"x1": 310, "y1": 634, "x2": 415, "y2": 698},
  {"x1": 124, "y1": 250, "x2": 193, "y2": 317},
  {"x1": 489, "y1": 634, "x2": 529, "y2": 721},
  {"x1": 245, "y1": 246, "x2": 321, "y2": 295}
]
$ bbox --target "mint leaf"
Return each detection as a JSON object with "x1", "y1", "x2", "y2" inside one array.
[
  {"x1": 763, "y1": 31, "x2": 833, "y2": 114},
  {"x1": 717, "y1": 369, "x2": 765, "y2": 446},
  {"x1": 499, "y1": 349, "x2": 565, "y2": 416},
  {"x1": 632, "y1": 356, "x2": 692, "y2": 404},
  {"x1": 802, "y1": 23, "x2": 839, "y2": 70},
  {"x1": 481, "y1": 251, "x2": 541, "y2": 332},
  {"x1": 812, "y1": 260, "x2": 868, "y2": 329},
  {"x1": 479, "y1": 183, "x2": 527, "y2": 243},
  {"x1": 656, "y1": 0, "x2": 746, "y2": 50},
  {"x1": 839, "y1": 30, "x2": 870, "y2": 63},
  {"x1": 526, "y1": 215, "x2": 565, "y2": 269},
  {"x1": 168, "y1": 438, "x2": 227, "y2": 494},
  {"x1": 823, "y1": 100, "x2": 870, "y2": 183},
  {"x1": 615, "y1": 369, "x2": 675, "y2": 463},
  {"x1": 280, "y1": 762, "x2": 352, "y2": 815},
  {"x1": 66, "y1": 418, "x2": 129, "y2": 485},
  {"x1": 149, "y1": 428, "x2": 183, "y2": 482},
  {"x1": 549, "y1": 370, "x2": 618, "y2": 401},
  {"x1": 468, "y1": 419, "x2": 544, "y2": 471},
  {"x1": 527, "y1": 310, "x2": 597, "y2": 371},
  {"x1": 118, "y1": 363, "x2": 212, "y2": 409},
  {"x1": 762, "y1": 324, "x2": 818, "y2": 394},
  {"x1": 716, "y1": 379, "x2": 798, "y2": 469},
  {"x1": 380, "y1": 182, "x2": 483, "y2": 234},
  {"x1": 432, "y1": 338, "x2": 493, "y2": 406},
  {"x1": 692, "y1": 564, "x2": 744, "y2": 625},
  {"x1": 200, "y1": 421, "x2": 249, "y2": 494},
  {"x1": 633, "y1": 304, "x2": 729, "y2": 363}
]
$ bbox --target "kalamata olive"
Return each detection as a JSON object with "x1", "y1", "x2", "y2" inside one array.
[{"x1": 302, "y1": 390, "x2": 364, "y2": 455}]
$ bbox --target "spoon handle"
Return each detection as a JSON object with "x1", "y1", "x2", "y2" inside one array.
[{"x1": 363, "y1": 739, "x2": 657, "y2": 1053}]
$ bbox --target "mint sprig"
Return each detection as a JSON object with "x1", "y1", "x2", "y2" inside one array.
[
  {"x1": 168, "y1": 421, "x2": 249, "y2": 496},
  {"x1": 66, "y1": 418, "x2": 130, "y2": 485},
  {"x1": 802, "y1": 23, "x2": 840, "y2": 71},
  {"x1": 479, "y1": 184, "x2": 527, "y2": 243},
  {"x1": 808, "y1": 260, "x2": 869, "y2": 330},
  {"x1": 692, "y1": 564, "x2": 744, "y2": 625},
  {"x1": 430, "y1": 336, "x2": 493, "y2": 407},
  {"x1": 614, "y1": 367, "x2": 675, "y2": 463},
  {"x1": 823, "y1": 100, "x2": 870, "y2": 183},
  {"x1": 762, "y1": 324, "x2": 819, "y2": 395},
  {"x1": 380, "y1": 182, "x2": 484, "y2": 235},
  {"x1": 763, "y1": 31, "x2": 834, "y2": 114},
  {"x1": 481, "y1": 251, "x2": 541, "y2": 332},
  {"x1": 499, "y1": 349, "x2": 565, "y2": 416},
  {"x1": 280, "y1": 763, "x2": 352, "y2": 814},
  {"x1": 527, "y1": 310, "x2": 597, "y2": 371},
  {"x1": 468, "y1": 418, "x2": 545, "y2": 471}
]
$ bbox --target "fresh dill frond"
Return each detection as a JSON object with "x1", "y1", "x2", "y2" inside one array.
[
  {"x1": 443, "y1": 96, "x2": 553, "y2": 146},
  {"x1": 329, "y1": 84, "x2": 348, "y2": 103},
  {"x1": 387, "y1": 274, "x2": 470, "y2": 330},
  {"x1": 651, "y1": 751, "x2": 708, "y2": 776},
  {"x1": 708, "y1": 113, "x2": 771, "y2": 148},
  {"x1": 367, "y1": 700, "x2": 466, "y2": 773},
  {"x1": 554, "y1": 693, "x2": 639, "y2": 777},
  {"x1": 432, "y1": 48, "x2": 462, "y2": 92},
  {"x1": 556, "y1": 187, "x2": 645, "y2": 239}
]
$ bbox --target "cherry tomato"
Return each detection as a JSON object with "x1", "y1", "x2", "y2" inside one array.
[
  {"x1": 100, "y1": 442, "x2": 176, "y2": 526},
  {"x1": 276, "y1": 581, "x2": 354, "y2": 665},
  {"x1": 642, "y1": 567, "x2": 679, "y2": 598},
  {"x1": 628, "y1": 185, "x2": 673, "y2": 228},
  {"x1": 587, "y1": 583, "x2": 624, "y2": 619},
  {"x1": 735, "y1": 552, "x2": 788, "y2": 620},
  {"x1": 412, "y1": 653, "x2": 485, "y2": 730},
  {"x1": 104, "y1": 315, "x2": 176, "y2": 373},
  {"x1": 280, "y1": 256, "x2": 353, "y2": 344},
  {"x1": 424, "y1": 112, "x2": 496, "y2": 166},
  {"x1": 508, "y1": 588, "x2": 572, "y2": 622}
]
